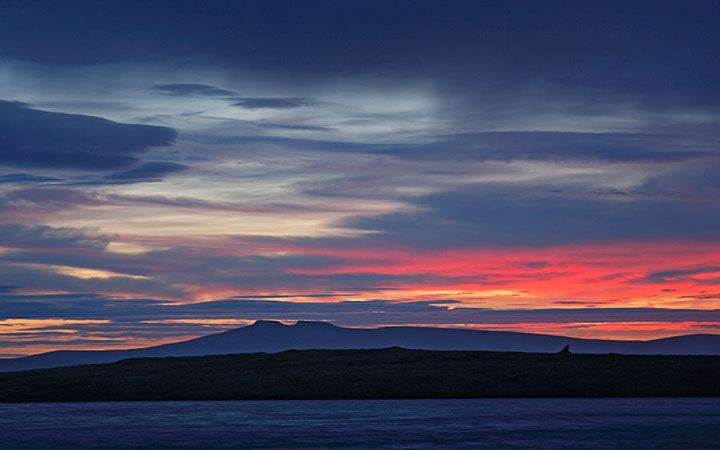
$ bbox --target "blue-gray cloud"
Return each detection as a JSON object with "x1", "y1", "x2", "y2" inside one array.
[
  {"x1": 151, "y1": 84, "x2": 315, "y2": 112},
  {"x1": 396, "y1": 132, "x2": 711, "y2": 162},
  {"x1": 105, "y1": 161, "x2": 188, "y2": 182},
  {"x1": 0, "y1": 228, "x2": 430, "y2": 297},
  {"x1": 230, "y1": 97, "x2": 313, "y2": 109},
  {"x1": 3, "y1": 292, "x2": 720, "y2": 327},
  {"x1": 0, "y1": 224, "x2": 108, "y2": 250},
  {"x1": 341, "y1": 184, "x2": 720, "y2": 246},
  {"x1": 635, "y1": 267, "x2": 720, "y2": 284},
  {"x1": 2, "y1": 1, "x2": 719, "y2": 109},
  {"x1": 0, "y1": 101, "x2": 177, "y2": 170},
  {"x1": 153, "y1": 83, "x2": 238, "y2": 97},
  {"x1": 185, "y1": 131, "x2": 715, "y2": 163},
  {"x1": 258, "y1": 123, "x2": 332, "y2": 132},
  {"x1": 0, "y1": 173, "x2": 62, "y2": 184}
]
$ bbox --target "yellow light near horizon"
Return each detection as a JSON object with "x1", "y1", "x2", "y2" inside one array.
[
  {"x1": 140, "y1": 319, "x2": 254, "y2": 326},
  {"x1": 0, "y1": 318, "x2": 111, "y2": 331},
  {"x1": 10, "y1": 263, "x2": 150, "y2": 280}
]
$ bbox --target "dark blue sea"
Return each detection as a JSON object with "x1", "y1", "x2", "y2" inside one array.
[{"x1": 1, "y1": 398, "x2": 719, "y2": 449}]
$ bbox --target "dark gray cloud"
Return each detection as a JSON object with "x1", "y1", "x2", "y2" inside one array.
[
  {"x1": 0, "y1": 258, "x2": 184, "y2": 299},
  {"x1": 396, "y1": 132, "x2": 711, "y2": 162},
  {"x1": 0, "y1": 173, "x2": 62, "y2": 184},
  {"x1": 0, "y1": 232, "x2": 426, "y2": 298},
  {"x1": 677, "y1": 293, "x2": 720, "y2": 300},
  {"x1": 181, "y1": 134, "x2": 377, "y2": 152},
  {"x1": 0, "y1": 224, "x2": 108, "y2": 250},
  {"x1": 153, "y1": 83, "x2": 238, "y2": 97},
  {"x1": 0, "y1": 101, "x2": 177, "y2": 170},
  {"x1": 0, "y1": 188, "x2": 102, "y2": 210},
  {"x1": 230, "y1": 294, "x2": 360, "y2": 299},
  {"x1": 635, "y1": 267, "x2": 720, "y2": 284},
  {"x1": 184, "y1": 131, "x2": 715, "y2": 163},
  {"x1": 105, "y1": 161, "x2": 188, "y2": 182},
  {"x1": 341, "y1": 184, "x2": 720, "y2": 246},
  {"x1": 2, "y1": 291, "x2": 720, "y2": 327},
  {"x1": 230, "y1": 97, "x2": 313, "y2": 109},
  {"x1": 2, "y1": 1, "x2": 718, "y2": 110},
  {"x1": 151, "y1": 84, "x2": 315, "y2": 112},
  {"x1": 635, "y1": 159, "x2": 720, "y2": 200},
  {"x1": 258, "y1": 123, "x2": 332, "y2": 132}
]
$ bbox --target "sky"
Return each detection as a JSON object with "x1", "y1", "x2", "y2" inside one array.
[{"x1": 2, "y1": 0, "x2": 720, "y2": 357}]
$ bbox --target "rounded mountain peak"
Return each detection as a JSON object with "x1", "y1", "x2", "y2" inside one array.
[{"x1": 249, "y1": 320, "x2": 287, "y2": 327}]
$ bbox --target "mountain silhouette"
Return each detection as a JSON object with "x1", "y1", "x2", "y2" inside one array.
[{"x1": 1, "y1": 320, "x2": 719, "y2": 372}]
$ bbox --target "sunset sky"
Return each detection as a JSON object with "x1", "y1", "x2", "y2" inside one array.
[{"x1": 2, "y1": 0, "x2": 720, "y2": 357}]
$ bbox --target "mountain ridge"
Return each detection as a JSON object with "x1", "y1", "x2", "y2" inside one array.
[{"x1": 1, "y1": 320, "x2": 719, "y2": 372}]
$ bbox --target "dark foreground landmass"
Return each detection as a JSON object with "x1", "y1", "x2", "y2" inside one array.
[{"x1": 1, "y1": 348, "x2": 719, "y2": 402}]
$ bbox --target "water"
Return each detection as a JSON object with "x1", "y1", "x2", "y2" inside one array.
[{"x1": 1, "y1": 398, "x2": 719, "y2": 449}]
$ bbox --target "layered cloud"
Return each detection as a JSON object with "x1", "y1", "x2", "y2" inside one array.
[
  {"x1": 342, "y1": 182, "x2": 720, "y2": 246},
  {"x1": 382, "y1": 132, "x2": 713, "y2": 163},
  {"x1": 0, "y1": 101, "x2": 176, "y2": 170},
  {"x1": 3, "y1": 291, "x2": 720, "y2": 356},
  {"x1": 153, "y1": 84, "x2": 238, "y2": 97},
  {"x1": 1, "y1": 0, "x2": 720, "y2": 355},
  {"x1": 105, "y1": 162, "x2": 188, "y2": 182}
]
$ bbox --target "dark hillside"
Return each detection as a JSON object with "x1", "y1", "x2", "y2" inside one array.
[
  {"x1": 1, "y1": 348, "x2": 719, "y2": 402},
  {"x1": 3, "y1": 320, "x2": 719, "y2": 372}
]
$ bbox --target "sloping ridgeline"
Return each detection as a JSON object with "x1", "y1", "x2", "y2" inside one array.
[
  {"x1": 3, "y1": 320, "x2": 720, "y2": 372},
  {"x1": 1, "y1": 348, "x2": 719, "y2": 402}
]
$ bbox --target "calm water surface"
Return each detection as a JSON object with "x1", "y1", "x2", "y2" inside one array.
[{"x1": 1, "y1": 398, "x2": 719, "y2": 449}]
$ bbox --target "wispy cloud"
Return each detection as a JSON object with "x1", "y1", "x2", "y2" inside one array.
[
  {"x1": 153, "y1": 84, "x2": 238, "y2": 97},
  {"x1": 230, "y1": 97, "x2": 314, "y2": 109}
]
